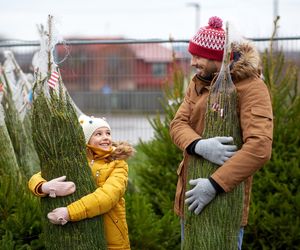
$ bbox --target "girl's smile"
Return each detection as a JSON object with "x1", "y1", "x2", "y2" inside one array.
[{"x1": 88, "y1": 127, "x2": 112, "y2": 150}]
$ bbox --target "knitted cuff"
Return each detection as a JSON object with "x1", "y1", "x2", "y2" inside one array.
[
  {"x1": 209, "y1": 177, "x2": 225, "y2": 194},
  {"x1": 186, "y1": 139, "x2": 201, "y2": 155}
]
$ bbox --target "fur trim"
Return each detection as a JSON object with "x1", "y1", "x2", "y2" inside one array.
[
  {"x1": 231, "y1": 42, "x2": 262, "y2": 82},
  {"x1": 108, "y1": 141, "x2": 135, "y2": 161}
]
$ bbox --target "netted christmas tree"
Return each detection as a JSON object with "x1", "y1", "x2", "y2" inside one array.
[
  {"x1": 1, "y1": 57, "x2": 39, "y2": 179},
  {"x1": 183, "y1": 23, "x2": 244, "y2": 250},
  {"x1": 0, "y1": 79, "x2": 43, "y2": 249},
  {"x1": 31, "y1": 15, "x2": 106, "y2": 250},
  {"x1": 0, "y1": 85, "x2": 21, "y2": 179}
]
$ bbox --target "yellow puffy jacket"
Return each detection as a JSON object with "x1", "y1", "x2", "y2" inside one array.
[{"x1": 28, "y1": 142, "x2": 134, "y2": 250}]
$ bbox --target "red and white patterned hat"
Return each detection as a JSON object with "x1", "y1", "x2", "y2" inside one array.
[{"x1": 188, "y1": 16, "x2": 225, "y2": 61}]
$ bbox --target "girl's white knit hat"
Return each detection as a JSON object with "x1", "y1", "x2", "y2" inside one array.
[{"x1": 79, "y1": 114, "x2": 111, "y2": 143}]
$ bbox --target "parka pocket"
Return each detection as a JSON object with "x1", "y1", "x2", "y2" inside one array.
[
  {"x1": 251, "y1": 107, "x2": 273, "y2": 119},
  {"x1": 107, "y1": 211, "x2": 127, "y2": 241},
  {"x1": 250, "y1": 106, "x2": 273, "y2": 139}
]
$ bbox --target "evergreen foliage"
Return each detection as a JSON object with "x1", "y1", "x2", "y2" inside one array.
[
  {"x1": 0, "y1": 103, "x2": 21, "y2": 179},
  {"x1": 243, "y1": 43, "x2": 300, "y2": 249},
  {"x1": 0, "y1": 174, "x2": 44, "y2": 249},
  {"x1": 1, "y1": 72, "x2": 39, "y2": 179},
  {"x1": 126, "y1": 62, "x2": 185, "y2": 249},
  {"x1": 0, "y1": 69, "x2": 43, "y2": 249},
  {"x1": 125, "y1": 192, "x2": 163, "y2": 250}
]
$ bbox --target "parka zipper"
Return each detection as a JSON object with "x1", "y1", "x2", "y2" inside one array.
[
  {"x1": 90, "y1": 160, "x2": 100, "y2": 183},
  {"x1": 95, "y1": 169, "x2": 100, "y2": 183}
]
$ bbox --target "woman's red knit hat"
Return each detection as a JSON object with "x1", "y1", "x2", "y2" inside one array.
[{"x1": 188, "y1": 16, "x2": 225, "y2": 61}]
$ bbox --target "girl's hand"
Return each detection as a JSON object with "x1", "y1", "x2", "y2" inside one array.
[
  {"x1": 41, "y1": 176, "x2": 76, "y2": 198},
  {"x1": 47, "y1": 207, "x2": 69, "y2": 225}
]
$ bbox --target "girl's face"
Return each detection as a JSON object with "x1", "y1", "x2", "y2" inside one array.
[{"x1": 88, "y1": 127, "x2": 112, "y2": 150}]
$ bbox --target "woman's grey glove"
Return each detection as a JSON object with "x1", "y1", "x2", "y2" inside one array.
[
  {"x1": 195, "y1": 136, "x2": 237, "y2": 165},
  {"x1": 185, "y1": 178, "x2": 216, "y2": 215}
]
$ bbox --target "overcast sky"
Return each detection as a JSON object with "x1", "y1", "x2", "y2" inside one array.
[{"x1": 0, "y1": 0, "x2": 299, "y2": 41}]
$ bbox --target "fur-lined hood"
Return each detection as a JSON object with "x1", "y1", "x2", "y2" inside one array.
[
  {"x1": 109, "y1": 141, "x2": 135, "y2": 161},
  {"x1": 230, "y1": 41, "x2": 262, "y2": 82}
]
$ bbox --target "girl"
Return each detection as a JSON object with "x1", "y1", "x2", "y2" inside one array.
[{"x1": 28, "y1": 114, "x2": 134, "y2": 250}]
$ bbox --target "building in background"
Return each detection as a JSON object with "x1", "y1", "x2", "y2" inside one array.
[{"x1": 56, "y1": 38, "x2": 191, "y2": 92}]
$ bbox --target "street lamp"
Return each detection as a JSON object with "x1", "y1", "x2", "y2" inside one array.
[
  {"x1": 187, "y1": 2, "x2": 201, "y2": 32},
  {"x1": 273, "y1": 0, "x2": 279, "y2": 20},
  {"x1": 273, "y1": 0, "x2": 279, "y2": 49}
]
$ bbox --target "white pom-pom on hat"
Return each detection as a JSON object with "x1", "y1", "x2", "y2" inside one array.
[{"x1": 79, "y1": 114, "x2": 111, "y2": 144}]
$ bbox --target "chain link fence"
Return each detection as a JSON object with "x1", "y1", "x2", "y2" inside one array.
[{"x1": 1, "y1": 37, "x2": 299, "y2": 144}]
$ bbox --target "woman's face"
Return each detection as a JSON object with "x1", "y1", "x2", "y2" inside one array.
[{"x1": 88, "y1": 127, "x2": 112, "y2": 150}]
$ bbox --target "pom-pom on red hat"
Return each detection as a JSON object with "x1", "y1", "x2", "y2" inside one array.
[{"x1": 188, "y1": 16, "x2": 225, "y2": 61}]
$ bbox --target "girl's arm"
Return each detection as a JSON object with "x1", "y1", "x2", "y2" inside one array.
[{"x1": 67, "y1": 160, "x2": 128, "y2": 221}]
